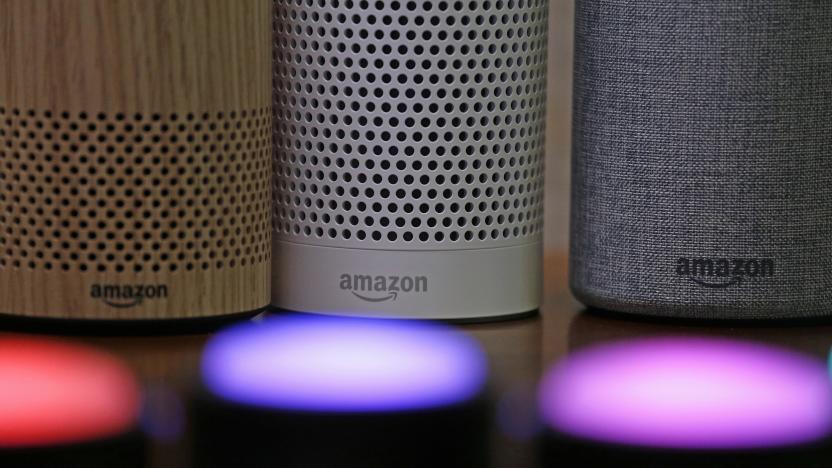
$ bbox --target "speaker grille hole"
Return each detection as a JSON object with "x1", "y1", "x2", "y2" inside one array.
[
  {"x1": 0, "y1": 107, "x2": 272, "y2": 272},
  {"x1": 272, "y1": 0, "x2": 548, "y2": 250}
]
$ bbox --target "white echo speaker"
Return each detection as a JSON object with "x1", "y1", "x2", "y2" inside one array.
[{"x1": 271, "y1": 0, "x2": 549, "y2": 320}]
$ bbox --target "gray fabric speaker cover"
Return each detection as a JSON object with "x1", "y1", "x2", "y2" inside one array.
[{"x1": 570, "y1": 0, "x2": 832, "y2": 319}]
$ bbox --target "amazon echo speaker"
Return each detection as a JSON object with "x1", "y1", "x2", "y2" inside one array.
[
  {"x1": 0, "y1": 336, "x2": 144, "y2": 468},
  {"x1": 272, "y1": 0, "x2": 549, "y2": 320},
  {"x1": 0, "y1": 0, "x2": 272, "y2": 322},
  {"x1": 192, "y1": 315, "x2": 491, "y2": 468},
  {"x1": 539, "y1": 337, "x2": 832, "y2": 467},
  {"x1": 570, "y1": 1, "x2": 832, "y2": 319}
]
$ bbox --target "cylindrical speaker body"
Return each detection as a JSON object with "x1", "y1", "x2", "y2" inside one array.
[
  {"x1": 0, "y1": 0, "x2": 273, "y2": 321},
  {"x1": 570, "y1": 1, "x2": 832, "y2": 319},
  {"x1": 272, "y1": 1, "x2": 549, "y2": 320}
]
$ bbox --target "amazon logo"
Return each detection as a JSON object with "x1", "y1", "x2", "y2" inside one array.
[
  {"x1": 339, "y1": 274, "x2": 428, "y2": 303},
  {"x1": 676, "y1": 258, "x2": 774, "y2": 289},
  {"x1": 90, "y1": 284, "x2": 168, "y2": 309}
]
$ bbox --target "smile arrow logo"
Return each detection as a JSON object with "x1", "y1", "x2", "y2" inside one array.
[
  {"x1": 352, "y1": 291, "x2": 399, "y2": 303},
  {"x1": 689, "y1": 276, "x2": 744, "y2": 289}
]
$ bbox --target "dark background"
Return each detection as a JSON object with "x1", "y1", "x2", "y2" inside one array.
[{"x1": 544, "y1": 0, "x2": 573, "y2": 251}]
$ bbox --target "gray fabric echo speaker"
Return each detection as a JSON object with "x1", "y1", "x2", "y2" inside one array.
[
  {"x1": 570, "y1": 1, "x2": 832, "y2": 319},
  {"x1": 272, "y1": 0, "x2": 549, "y2": 320}
]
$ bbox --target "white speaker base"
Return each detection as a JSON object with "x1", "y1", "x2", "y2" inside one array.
[{"x1": 272, "y1": 240, "x2": 542, "y2": 321}]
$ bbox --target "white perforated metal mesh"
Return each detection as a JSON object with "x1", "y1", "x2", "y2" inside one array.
[{"x1": 273, "y1": 0, "x2": 548, "y2": 250}]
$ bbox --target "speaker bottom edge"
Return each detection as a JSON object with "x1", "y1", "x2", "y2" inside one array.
[
  {"x1": 571, "y1": 282, "x2": 832, "y2": 323},
  {"x1": 0, "y1": 306, "x2": 269, "y2": 336},
  {"x1": 268, "y1": 306, "x2": 541, "y2": 325},
  {"x1": 272, "y1": 240, "x2": 542, "y2": 321}
]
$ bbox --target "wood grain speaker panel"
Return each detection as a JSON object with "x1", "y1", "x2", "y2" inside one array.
[{"x1": 0, "y1": 0, "x2": 272, "y2": 320}]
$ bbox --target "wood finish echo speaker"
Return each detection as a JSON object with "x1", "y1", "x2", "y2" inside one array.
[
  {"x1": 570, "y1": 1, "x2": 832, "y2": 319},
  {"x1": 272, "y1": 0, "x2": 549, "y2": 320},
  {"x1": 0, "y1": 0, "x2": 272, "y2": 322}
]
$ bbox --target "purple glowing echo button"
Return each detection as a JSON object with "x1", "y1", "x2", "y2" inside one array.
[
  {"x1": 201, "y1": 315, "x2": 488, "y2": 413},
  {"x1": 539, "y1": 337, "x2": 832, "y2": 450}
]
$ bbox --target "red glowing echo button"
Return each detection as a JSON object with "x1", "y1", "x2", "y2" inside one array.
[{"x1": 0, "y1": 336, "x2": 140, "y2": 449}]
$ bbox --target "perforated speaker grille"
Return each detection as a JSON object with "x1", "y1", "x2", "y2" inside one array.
[
  {"x1": 272, "y1": 0, "x2": 548, "y2": 250},
  {"x1": 0, "y1": 107, "x2": 272, "y2": 273}
]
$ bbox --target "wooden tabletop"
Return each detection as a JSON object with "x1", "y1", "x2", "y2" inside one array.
[{"x1": 73, "y1": 252, "x2": 832, "y2": 468}]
